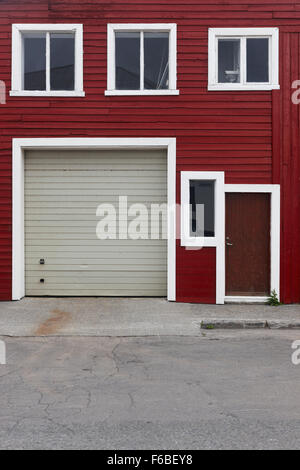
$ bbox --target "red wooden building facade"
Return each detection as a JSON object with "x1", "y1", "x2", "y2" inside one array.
[{"x1": 0, "y1": 0, "x2": 299, "y2": 304}]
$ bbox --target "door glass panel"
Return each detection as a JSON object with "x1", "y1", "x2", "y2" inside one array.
[
  {"x1": 24, "y1": 33, "x2": 46, "y2": 90},
  {"x1": 144, "y1": 32, "x2": 169, "y2": 90},
  {"x1": 50, "y1": 33, "x2": 75, "y2": 90},
  {"x1": 247, "y1": 38, "x2": 269, "y2": 83},
  {"x1": 115, "y1": 32, "x2": 140, "y2": 90},
  {"x1": 190, "y1": 180, "x2": 215, "y2": 237},
  {"x1": 218, "y1": 39, "x2": 240, "y2": 83}
]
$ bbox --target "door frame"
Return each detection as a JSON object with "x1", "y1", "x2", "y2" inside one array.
[
  {"x1": 180, "y1": 172, "x2": 280, "y2": 304},
  {"x1": 12, "y1": 138, "x2": 177, "y2": 301},
  {"x1": 224, "y1": 184, "x2": 280, "y2": 303}
]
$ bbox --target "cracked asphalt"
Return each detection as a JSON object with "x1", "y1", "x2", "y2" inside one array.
[{"x1": 0, "y1": 330, "x2": 300, "y2": 449}]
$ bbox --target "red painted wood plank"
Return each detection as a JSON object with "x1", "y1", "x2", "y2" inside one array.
[
  {"x1": 290, "y1": 34, "x2": 300, "y2": 303},
  {"x1": 177, "y1": 248, "x2": 216, "y2": 303}
]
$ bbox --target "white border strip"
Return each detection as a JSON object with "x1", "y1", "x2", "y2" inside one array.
[
  {"x1": 12, "y1": 138, "x2": 177, "y2": 302},
  {"x1": 10, "y1": 24, "x2": 84, "y2": 97},
  {"x1": 180, "y1": 171, "x2": 225, "y2": 304},
  {"x1": 179, "y1": 180, "x2": 280, "y2": 304},
  {"x1": 106, "y1": 23, "x2": 178, "y2": 96},
  {"x1": 225, "y1": 184, "x2": 281, "y2": 302},
  {"x1": 225, "y1": 296, "x2": 268, "y2": 304},
  {"x1": 180, "y1": 171, "x2": 225, "y2": 248},
  {"x1": 208, "y1": 27, "x2": 279, "y2": 91}
]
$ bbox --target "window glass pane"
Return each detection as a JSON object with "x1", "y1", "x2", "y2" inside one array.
[
  {"x1": 24, "y1": 34, "x2": 46, "y2": 91},
  {"x1": 144, "y1": 32, "x2": 169, "y2": 90},
  {"x1": 50, "y1": 33, "x2": 75, "y2": 91},
  {"x1": 218, "y1": 39, "x2": 240, "y2": 83},
  {"x1": 115, "y1": 32, "x2": 140, "y2": 90},
  {"x1": 247, "y1": 38, "x2": 269, "y2": 83},
  {"x1": 190, "y1": 180, "x2": 215, "y2": 237}
]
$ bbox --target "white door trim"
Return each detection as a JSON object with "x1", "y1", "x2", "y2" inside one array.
[
  {"x1": 12, "y1": 138, "x2": 177, "y2": 301},
  {"x1": 180, "y1": 171, "x2": 225, "y2": 304},
  {"x1": 224, "y1": 184, "x2": 280, "y2": 303}
]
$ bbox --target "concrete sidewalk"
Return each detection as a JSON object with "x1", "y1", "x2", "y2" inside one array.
[{"x1": 0, "y1": 298, "x2": 299, "y2": 336}]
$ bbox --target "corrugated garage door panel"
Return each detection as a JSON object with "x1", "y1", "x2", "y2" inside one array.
[{"x1": 25, "y1": 149, "x2": 167, "y2": 297}]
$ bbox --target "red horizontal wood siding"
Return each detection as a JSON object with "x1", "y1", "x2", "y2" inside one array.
[
  {"x1": 0, "y1": 0, "x2": 298, "y2": 302},
  {"x1": 177, "y1": 247, "x2": 216, "y2": 304},
  {"x1": 274, "y1": 30, "x2": 300, "y2": 303}
]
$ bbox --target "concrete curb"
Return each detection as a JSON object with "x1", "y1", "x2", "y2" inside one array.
[
  {"x1": 267, "y1": 320, "x2": 300, "y2": 329},
  {"x1": 201, "y1": 319, "x2": 300, "y2": 330}
]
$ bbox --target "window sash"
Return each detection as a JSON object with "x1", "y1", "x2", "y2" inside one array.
[
  {"x1": 23, "y1": 33, "x2": 47, "y2": 91},
  {"x1": 217, "y1": 38, "x2": 241, "y2": 84},
  {"x1": 246, "y1": 37, "x2": 269, "y2": 83},
  {"x1": 114, "y1": 30, "x2": 170, "y2": 91},
  {"x1": 216, "y1": 35, "x2": 271, "y2": 86},
  {"x1": 189, "y1": 180, "x2": 215, "y2": 238},
  {"x1": 181, "y1": 172, "x2": 225, "y2": 248},
  {"x1": 22, "y1": 31, "x2": 75, "y2": 92}
]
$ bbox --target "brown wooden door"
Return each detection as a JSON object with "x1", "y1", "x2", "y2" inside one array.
[{"x1": 226, "y1": 193, "x2": 271, "y2": 296}]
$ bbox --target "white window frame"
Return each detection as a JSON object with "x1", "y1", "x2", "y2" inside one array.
[
  {"x1": 181, "y1": 171, "x2": 225, "y2": 248},
  {"x1": 105, "y1": 23, "x2": 179, "y2": 96},
  {"x1": 10, "y1": 24, "x2": 84, "y2": 97},
  {"x1": 208, "y1": 27, "x2": 279, "y2": 91},
  {"x1": 181, "y1": 171, "x2": 225, "y2": 305}
]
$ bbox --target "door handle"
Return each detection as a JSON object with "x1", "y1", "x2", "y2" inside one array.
[{"x1": 226, "y1": 237, "x2": 233, "y2": 247}]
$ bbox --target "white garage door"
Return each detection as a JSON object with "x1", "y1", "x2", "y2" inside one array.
[{"x1": 25, "y1": 149, "x2": 167, "y2": 297}]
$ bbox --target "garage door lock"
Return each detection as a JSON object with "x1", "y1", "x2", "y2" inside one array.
[{"x1": 39, "y1": 259, "x2": 45, "y2": 265}]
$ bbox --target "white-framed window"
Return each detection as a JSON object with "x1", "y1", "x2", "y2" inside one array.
[
  {"x1": 105, "y1": 24, "x2": 179, "y2": 96},
  {"x1": 10, "y1": 24, "x2": 84, "y2": 97},
  {"x1": 208, "y1": 28, "x2": 279, "y2": 91},
  {"x1": 181, "y1": 172, "x2": 224, "y2": 247}
]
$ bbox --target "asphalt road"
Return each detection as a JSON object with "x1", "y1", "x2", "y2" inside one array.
[{"x1": 0, "y1": 330, "x2": 300, "y2": 450}]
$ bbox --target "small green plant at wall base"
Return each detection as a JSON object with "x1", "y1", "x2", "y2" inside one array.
[
  {"x1": 267, "y1": 290, "x2": 282, "y2": 306},
  {"x1": 201, "y1": 322, "x2": 215, "y2": 330}
]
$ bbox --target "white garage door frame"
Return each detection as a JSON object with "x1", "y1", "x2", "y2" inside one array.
[{"x1": 12, "y1": 138, "x2": 177, "y2": 301}]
